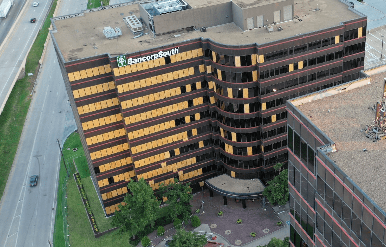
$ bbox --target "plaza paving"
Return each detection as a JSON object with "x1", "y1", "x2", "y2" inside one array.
[{"x1": 140, "y1": 190, "x2": 289, "y2": 247}]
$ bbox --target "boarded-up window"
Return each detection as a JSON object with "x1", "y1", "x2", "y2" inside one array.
[
  {"x1": 256, "y1": 15, "x2": 263, "y2": 28},
  {"x1": 274, "y1": 10, "x2": 281, "y2": 23},
  {"x1": 283, "y1": 5, "x2": 293, "y2": 21},
  {"x1": 247, "y1": 17, "x2": 254, "y2": 30}
]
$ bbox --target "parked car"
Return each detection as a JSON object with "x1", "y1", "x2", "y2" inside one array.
[
  {"x1": 30, "y1": 18, "x2": 36, "y2": 23},
  {"x1": 30, "y1": 175, "x2": 38, "y2": 187},
  {"x1": 32, "y1": 2, "x2": 39, "y2": 7}
]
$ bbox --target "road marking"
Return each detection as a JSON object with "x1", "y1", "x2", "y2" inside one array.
[
  {"x1": 0, "y1": 0, "x2": 51, "y2": 103},
  {"x1": 50, "y1": 153, "x2": 61, "y2": 245},
  {"x1": 10, "y1": 84, "x2": 50, "y2": 247}
]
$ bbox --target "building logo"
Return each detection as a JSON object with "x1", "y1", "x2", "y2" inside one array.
[{"x1": 117, "y1": 47, "x2": 179, "y2": 67}]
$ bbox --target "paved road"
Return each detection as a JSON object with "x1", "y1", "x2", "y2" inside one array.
[
  {"x1": 0, "y1": 0, "x2": 28, "y2": 45},
  {"x1": 0, "y1": 0, "x2": 53, "y2": 114},
  {"x1": 0, "y1": 0, "x2": 86, "y2": 246}
]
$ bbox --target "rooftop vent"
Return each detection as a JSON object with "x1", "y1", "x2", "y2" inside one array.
[
  {"x1": 123, "y1": 15, "x2": 143, "y2": 34},
  {"x1": 103, "y1": 27, "x2": 122, "y2": 39}
]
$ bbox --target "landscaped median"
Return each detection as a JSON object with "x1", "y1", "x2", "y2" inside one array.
[
  {"x1": 0, "y1": 0, "x2": 58, "y2": 202},
  {"x1": 87, "y1": 0, "x2": 109, "y2": 9}
]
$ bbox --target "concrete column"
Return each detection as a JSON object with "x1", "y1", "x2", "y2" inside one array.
[
  {"x1": 223, "y1": 196, "x2": 227, "y2": 205},
  {"x1": 242, "y1": 199, "x2": 246, "y2": 209},
  {"x1": 210, "y1": 189, "x2": 214, "y2": 197}
]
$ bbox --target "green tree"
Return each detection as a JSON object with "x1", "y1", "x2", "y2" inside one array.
[
  {"x1": 157, "y1": 226, "x2": 165, "y2": 236},
  {"x1": 159, "y1": 179, "x2": 193, "y2": 221},
  {"x1": 141, "y1": 236, "x2": 151, "y2": 247},
  {"x1": 169, "y1": 228, "x2": 207, "y2": 247},
  {"x1": 258, "y1": 237, "x2": 289, "y2": 247},
  {"x1": 263, "y1": 163, "x2": 289, "y2": 205},
  {"x1": 191, "y1": 215, "x2": 201, "y2": 228},
  {"x1": 174, "y1": 218, "x2": 182, "y2": 229},
  {"x1": 112, "y1": 178, "x2": 160, "y2": 238}
]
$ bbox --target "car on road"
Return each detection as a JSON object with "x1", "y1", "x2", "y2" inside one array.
[
  {"x1": 30, "y1": 18, "x2": 36, "y2": 23},
  {"x1": 30, "y1": 175, "x2": 39, "y2": 187},
  {"x1": 32, "y1": 2, "x2": 39, "y2": 7}
]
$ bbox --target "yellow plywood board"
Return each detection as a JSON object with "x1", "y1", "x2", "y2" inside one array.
[
  {"x1": 298, "y1": 61, "x2": 303, "y2": 69},
  {"x1": 243, "y1": 88, "x2": 248, "y2": 98},
  {"x1": 235, "y1": 56, "x2": 241, "y2": 67}
]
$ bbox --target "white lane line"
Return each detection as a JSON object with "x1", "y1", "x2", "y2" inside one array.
[
  {"x1": 0, "y1": 0, "x2": 51, "y2": 99},
  {"x1": 369, "y1": 32, "x2": 386, "y2": 43},
  {"x1": 366, "y1": 49, "x2": 380, "y2": 59},
  {"x1": 366, "y1": 43, "x2": 383, "y2": 54},
  {"x1": 50, "y1": 154, "x2": 61, "y2": 244},
  {"x1": 12, "y1": 85, "x2": 51, "y2": 247}
]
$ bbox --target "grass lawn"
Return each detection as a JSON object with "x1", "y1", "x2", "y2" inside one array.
[
  {"x1": 53, "y1": 160, "x2": 71, "y2": 247},
  {"x1": 88, "y1": 0, "x2": 110, "y2": 9},
  {"x1": 67, "y1": 179, "x2": 133, "y2": 246},
  {"x1": 54, "y1": 132, "x2": 133, "y2": 246},
  {"x1": 0, "y1": 0, "x2": 58, "y2": 201},
  {"x1": 61, "y1": 132, "x2": 90, "y2": 178},
  {"x1": 82, "y1": 177, "x2": 112, "y2": 232}
]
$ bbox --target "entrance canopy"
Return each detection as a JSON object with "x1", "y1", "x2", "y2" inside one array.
[{"x1": 205, "y1": 174, "x2": 265, "y2": 199}]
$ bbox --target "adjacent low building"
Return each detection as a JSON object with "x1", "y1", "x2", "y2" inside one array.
[
  {"x1": 287, "y1": 73, "x2": 386, "y2": 246},
  {"x1": 51, "y1": 0, "x2": 366, "y2": 215}
]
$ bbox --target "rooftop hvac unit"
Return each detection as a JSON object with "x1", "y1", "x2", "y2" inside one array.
[
  {"x1": 123, "y1": 15, "x2": 143, "y2": 34},
  {"x1": 103, "y1": 26, "x2": 122, "y2": 39}
]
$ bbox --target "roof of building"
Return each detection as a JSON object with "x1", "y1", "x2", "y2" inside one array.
[
  {"x1": 295, "y1": 72, "x2": 386, "y2": 211},
  {"x1": 205, "y1": 174, "x2": 265, "y2": 197},
  {"x1": 52, "y1": 0, "x2": 359, "y2": 62},
  {"x1": 185, "y1": 0, "x2": 284, "y2": 8},
  {"x1": 232, "y1": 0, "x2": 288, "y2": 8}
]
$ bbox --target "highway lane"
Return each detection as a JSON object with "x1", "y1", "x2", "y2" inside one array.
[
  {"x1": 0, "y1": 0, "x2": 52, "y2": 114},
  {"x1": 0, "y1": 0, "x2": 87, "y2": 246},
  {"x1": 0, "y1": 44, "x2": 67, "y2": 246},
  {"x1": 0, "y1": 0, "x2": 28, "y2": 45}
]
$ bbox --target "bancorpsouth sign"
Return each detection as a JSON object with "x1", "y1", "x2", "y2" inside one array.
[{"x1": 116, "y1": 47, "x2": 179, "y2": 67}]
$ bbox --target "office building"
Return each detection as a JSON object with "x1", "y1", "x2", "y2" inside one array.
[{"x1": 51, "y1": 0, "x2": 366, "y2": 215}]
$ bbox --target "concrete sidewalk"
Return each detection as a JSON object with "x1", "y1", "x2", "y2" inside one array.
[{"x1": 243, "y1": 203, "x2": 290, "y2": 247}]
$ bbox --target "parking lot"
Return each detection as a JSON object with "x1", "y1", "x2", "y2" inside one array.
[{"x1": 353, "y1": 0, "x2": 386, "y2": 69}]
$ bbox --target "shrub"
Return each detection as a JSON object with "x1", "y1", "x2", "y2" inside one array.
[
  {"x1": 174, "y1": 218, "x2": 182, "y2": 229},
  {"x1": 217, "y1": 211, "x2": 223, "y2": 216},
  {"x1": 157, "y1": 226, "x2": 165, "y2": 236},
  {"x1": 195, "y1": 208, "x2": 200, "y2": 214},
  {"x1": 250, "y1": 232, "x2": 256, "y2": 237},
  {"x1": 236, "y1": 219, "x2": 242, "y2": 224},
  {"x1": 191, "y1": 215, "x2": 201, "y2": 228},
  {"x1": 141, "y1": 236, "x2": 151, "y2": 247},
  {"x1": 277, "y1": 221, "x2": 282, "y2": 226}
]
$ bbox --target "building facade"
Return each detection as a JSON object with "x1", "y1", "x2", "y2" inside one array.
[
  {"x1": 287, "y1": 76, "x2": 386, "y2": 247},
  {"x1": 51, "y1": 0, "x2": 366, "y2": 215}
]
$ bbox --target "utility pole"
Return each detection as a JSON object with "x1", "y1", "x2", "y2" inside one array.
[
  {"x1": 57, "y1": 139, "x2": 69, "y2": 177},
  {"x1": 381, "y1": 35, "x2": 384, "y2": 60}
]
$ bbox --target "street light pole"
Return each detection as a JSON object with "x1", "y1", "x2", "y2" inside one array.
[
  {"x1": 57, "y1": 139, "x2": 69, "y2": 177},
  {"x1": 381, "y1": 35, "x2": 384, "y2": 60}
]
